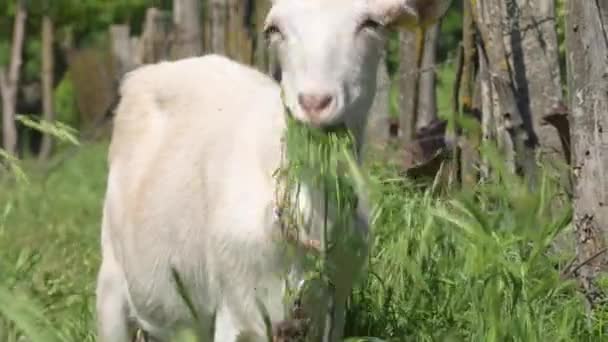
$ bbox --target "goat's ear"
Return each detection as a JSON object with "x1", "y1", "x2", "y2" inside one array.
[{"x1": 371, "y1": 0, "x2": 452, "y2": 31}]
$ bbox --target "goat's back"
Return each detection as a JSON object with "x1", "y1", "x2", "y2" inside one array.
[{"x1": 102, "y1": 54, "x2": 289, "y2": 334}]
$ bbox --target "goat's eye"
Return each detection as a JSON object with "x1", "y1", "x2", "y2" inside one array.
[
  {"x1": 264, "y1": 24, "x2": 283, "y2": 42},
  {"x1": 358, "y1": 18, "x2": 382, "y2": 32}
]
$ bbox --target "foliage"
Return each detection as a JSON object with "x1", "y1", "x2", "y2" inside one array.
[
  {"x1": 437, "y1": 1, "x2": 463, "y2": 62},
  {"x1": 0, "y1": 143, "x2": 104, "y2": 342},
  {"x1": 274, "y1": 108, "x2": 369, "y2": 340},
  {"x1": 1, "y1": 139, "x2": 607, "y2": 341},
  {"x1": 23, "y1": 37, "x2": 42, "y2": 82},
  {"x1": 0, "y1": 115, "x2": 85, "y2": 341},
  {"x1": 54, "y1": 73, "x2": 79, "y2": 129},
  {"x1": 344, "y1": 147, "x2": 608, "y2": 341},
  {"x1": 0, "y1": 1, "x2": 600, "y2": 341},
  {"x1": 0, "y1": 285, "x2": 65, "y2": 342},
  {"x1": 277, "y1": 111, "x2": 360, "y2": 257},
  {"x1": 0, "y1": 40, "x2": 9, "y2": 67},
  {"x1": 0, "y1": 149, "x2": 28, "y2": 184},
  {"x1": 16, "y1": 115, "x2": 79, "y2": 146}
]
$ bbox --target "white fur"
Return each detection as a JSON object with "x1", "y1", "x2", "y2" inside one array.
[{"x1": 96, "y1": 1, "x2": 450, "y2": 341}]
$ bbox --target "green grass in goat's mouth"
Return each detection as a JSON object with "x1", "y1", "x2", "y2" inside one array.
[
  {"x1": 275, "y1": 107, "x2": 361, "y2": 253},
  {"x1": 271, "y1": 105, "x2": 366, "y2": 339}
]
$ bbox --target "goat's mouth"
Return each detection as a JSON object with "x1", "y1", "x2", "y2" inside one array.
[
  {"x1": 280, "y1": 88, "x2": 349, "y2": 134},
  {"x1": 289, "y1": 112, "x2": 348, "y2": 135},
  {"x1": 283, "y1": 102, "x2": 348, "y2": 135}
]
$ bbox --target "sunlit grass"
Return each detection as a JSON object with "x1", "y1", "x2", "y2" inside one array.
[
  {"x1": 344, "y1": 157, "x2": 601, "y2": 341},
  {"x1": 1, "y1": 139, "x2": 607, "y2": 341},
  {"x1": 0, "y1": 143, "x2": 106, "y2": 342}
]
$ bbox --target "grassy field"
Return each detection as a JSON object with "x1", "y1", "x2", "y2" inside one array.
[
  {"x1": 1, "y1": 138, "x2": 608, "y2": 341},
  {"x1": 0, "y1": 143, "x2": 107, "y2": 341}
]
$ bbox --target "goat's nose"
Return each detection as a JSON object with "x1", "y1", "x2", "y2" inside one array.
[{"x1": 298, "y1": 93, "x2": 333, "y2": 115}]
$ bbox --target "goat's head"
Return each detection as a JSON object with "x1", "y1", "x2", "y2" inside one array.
[{"x1": 265, "y1": 0, "x2": 451, "y2": 129}]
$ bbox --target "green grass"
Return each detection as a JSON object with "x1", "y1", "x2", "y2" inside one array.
[
  {"x1": 0, "y1": 143, "x2": 107, "y2": 341},
  {"x1": 346, "y1": 157, "x2": 608, "y2": 341},
  {"x1": 1, "y1": 140, "x2": 608, "y2": 341}
]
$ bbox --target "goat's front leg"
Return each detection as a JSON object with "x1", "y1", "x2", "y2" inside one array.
[
  {"x1": 96, "y1": 257, "x2": 134, "y2": 342},
  {"x1": 213, "y1": 305, "x2": 243, "y2": 342}
]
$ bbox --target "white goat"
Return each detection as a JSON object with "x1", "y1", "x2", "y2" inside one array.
[{"x1": 96, "y1": 0, "x2": 450, "y2": 341}]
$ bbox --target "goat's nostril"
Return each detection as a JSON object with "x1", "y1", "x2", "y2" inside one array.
[
  {"x1": 298, "y1": 93, "x2": 333, "y2": 114},
  {"x1": 318, "y1": 95, "x2": 332, "y2": 110}
]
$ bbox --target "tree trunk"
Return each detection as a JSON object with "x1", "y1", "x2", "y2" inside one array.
[
  {"x1": 459, "y1": 0, "x2": 479, "y2": 186},
  {"x1": 364, "y1": 51, "x2": 390, "y2": 157},
  {"x1": 38, "y1": 14, "x2": 55, "y2": 161},
  {"x1": 417, "y1": 23, "x2": 440, "y2": 130},
  {"x1": 400, "y1": 23, "x2": 448, "y2": 183},
  {"x1": 209, "y1": 0, "x2": 227, "y2": 54},
  {"x1": 255, "y1": 0, "x2": 272, "y2": 71},
  {"x1": 139, "y1": 8, "x2": 173, "y2": 64},
  {"x1": 226, "y1": 0, "x2": 255, "y2": 64},
  {"x1": 471, "y1": 0, "x2": 535, "y2": 178},
  {"x1": 477, "y1": 39, "x2": 494, "y2": 180},
  {"x1": 0, "y1": 0, "x2": 27, "y2": 156},
  {"x1": 172, "y1": 0, "x2": 203, "y2": 59},
  {"x1": 68, "y1": 48, "x2": 115, "y2": 135},
  {"x1": 109, "y1": 25, "x2": 135, "y2": 81},
  {"x1": 566, "y1": 0, "x2": 608, "y2": 306},
  {"x1": 503, "y1": 0, "x2": 568, "y2": 186},
  {"x1": 398, "y1": 30, "x2": 419, "y2": 143}
]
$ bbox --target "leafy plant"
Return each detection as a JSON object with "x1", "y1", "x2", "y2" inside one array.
[
  {"x1": 0, "y1": 117, "x2": 83, "y2": 342},
  {"x1": 16, "y1": 115, "x2": 80, "y2": 147}
]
